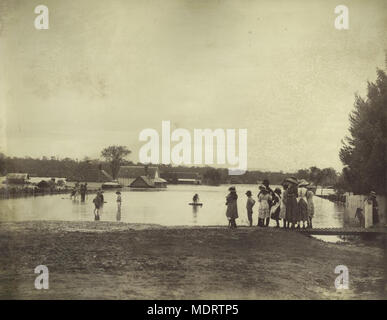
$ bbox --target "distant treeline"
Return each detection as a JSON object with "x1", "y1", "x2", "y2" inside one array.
[{"x1": 0, "y1": 154, "x2": 338, "y2": 187}]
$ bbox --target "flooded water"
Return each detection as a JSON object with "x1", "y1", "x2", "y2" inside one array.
[{"x1": 0, "y1": 184, "x2": 344, "y2": 232}]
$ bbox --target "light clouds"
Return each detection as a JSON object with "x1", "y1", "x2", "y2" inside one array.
[{"x1": 1, "y1": 0, "x2": 386, "y2": 171}]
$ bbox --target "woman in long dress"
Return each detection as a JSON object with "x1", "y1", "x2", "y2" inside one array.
[
  {"x1": 298, "y1": 186, "x2": 308, "y2": 229},
  {"x1": 258, "y1": 186, "x2": 272, "y2": 227},
  {"x1": 306, "y1": 186, "x2": 315, "y2": 228},
  {"x1": 226, "y1": 186, "x2": 238, "y2": 228},
  {"x1": 285, "y1": 179, "x2": 298, "y2": 228}
]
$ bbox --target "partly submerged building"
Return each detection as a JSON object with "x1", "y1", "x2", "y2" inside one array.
[
  {"x1": 6, "y1": 173, "x2": 30, "y2": 185},
  {"x1": 117, "y1": 166, "x2": 167, "y2": 188}
]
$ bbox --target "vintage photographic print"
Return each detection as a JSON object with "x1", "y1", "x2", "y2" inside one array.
[{"x1": 0, "y1": 0, "x2": 386, "y2": 305}]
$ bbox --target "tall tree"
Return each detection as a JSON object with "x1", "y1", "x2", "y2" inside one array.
[
  {"x1": 339, "y1": 68, "x2": 387, "y2": 194},
  {"x1": 100, "y1": 146, "x2": 131, "y2": 180}
]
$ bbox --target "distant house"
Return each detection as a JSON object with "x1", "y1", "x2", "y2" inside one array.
[
  {"x1": 175, "y1": 172, "x2": 202, "y2": 185},
  {"x1": 6, "y1": 173, "x2": 30, "y2": 185},
  {"x1": 28, "y1": 177, "x2": 67, "y2": 189},
  {"x1": 117, "y1": 166, "x2": 167, "y2": 188}
]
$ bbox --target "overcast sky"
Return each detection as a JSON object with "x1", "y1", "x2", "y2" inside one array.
[{"x1": 0, "y1": 0, "x2": 386, "y2": 172}]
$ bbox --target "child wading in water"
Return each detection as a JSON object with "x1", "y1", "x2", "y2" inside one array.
[
  {"x1": 116, "y1": 191, "x2": 122, "y2": 221},
  {"x1": 93, "y1": 194, "x2": 101, "y2": 221},
  {"x1": 245, "y1": 190, "x2": 255, "y2": 227},
  {"x1": 225, "y1": 186, "x2": 238, "y2": 229}
]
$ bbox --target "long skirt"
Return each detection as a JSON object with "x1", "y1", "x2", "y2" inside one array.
[
  {"x1": 279, "y1": 202, "x2": 286, "y2": 219},
  {"x1": 270, "y1": 204, "x2": 280, "y2": 220},
  {"x1": 258, "y1": 201, "x2": 270, "y2": 219},
  {"x1": 307, "y1": 200, "x2": 314, "y2": 218},
  {"x1": 286, "y1": 197, "x2": 298, "y2": 223},
  {"x1": 298, "y1": 198, "x2": 308, "y2": 222}
]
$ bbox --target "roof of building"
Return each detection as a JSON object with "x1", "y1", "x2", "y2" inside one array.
[
  {"x1": 130, "y1": 176, "x2": 155, "y2": 187},
  {"x1": 154, "y1": 177, "x2": 167, "y2": 183},
  {"x1": 118, "y1": 166, "x2": 158, "y2": 179},
  {"x1": 6, "y1": 173, "x2": 30, "y2": 180}
]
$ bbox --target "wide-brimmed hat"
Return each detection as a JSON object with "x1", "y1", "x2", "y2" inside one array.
[
  {"x1": 262, "y1": 179, "x2": 270, "y2": 186},
  {"x1": 298, "y1": 179, "x2": 310, "y2": 187},
  {"x1": 116, "y1": 191, "x2": 121, "y2": 194},
  {"x1": 284, "y1": 177, "x2": 298, "y2": 185},
  {"x1": 245, "y1": 190, "x2": 252, "y2": 196},
  {"x1": 370, "y1": 191, "x2": 376, "y2": 196},
  {"x1": 228, "y1": 186, "x2": 236, "y2": 191}
]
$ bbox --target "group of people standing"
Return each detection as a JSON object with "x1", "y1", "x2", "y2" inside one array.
[
  {"x1": 92, "y1": 189, "x2": 122, "y2": 221},
  {"x1": 225, "y1": 178, "x2": 315, "y2": 229},
  {"x1": 70, "y1": 182, "x2": 88, "y2": 202}
]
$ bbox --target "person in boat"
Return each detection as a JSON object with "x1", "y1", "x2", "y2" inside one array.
[
  {"x1": 306, "y1": 185, "x2": 315, "y2": 228},
  {"x1": 257, "y1": 185, "x2": 271, "y2": 227},
  {"x1": 245, "y1": 190, "x2": 255, "y2": 227},
  {"x1": 192, "y1": 194, "x2": 199, "y2": 203},
  {"x1": 225, "y1": 186, "x2": 238, "y2": 229},
  {"x1": 270, "y1": 188, "x2": 282, "y2": 228}
]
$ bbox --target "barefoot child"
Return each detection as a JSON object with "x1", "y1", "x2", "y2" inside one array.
[{"x1": 93, "y1": 194, "x2": 101, "y2": 221}]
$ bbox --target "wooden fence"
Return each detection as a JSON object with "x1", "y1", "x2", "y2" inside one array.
[{"x1": 344, "y1": 193, "x2": 386, "y2": 227}]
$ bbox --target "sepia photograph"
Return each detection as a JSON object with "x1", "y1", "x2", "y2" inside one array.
[{"x1": 0, "y1": 0, "x2": 386, "y2": 306}]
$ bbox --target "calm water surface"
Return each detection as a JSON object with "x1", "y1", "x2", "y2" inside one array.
[{"x1": 0, "y1": 185, "x2": 344, "y2": 231}]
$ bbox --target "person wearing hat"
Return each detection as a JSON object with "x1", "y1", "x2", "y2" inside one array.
[
  {"x1": 285, "y1": 178, "x2": 299, "y2": 229},
  {"x1": 245, "y1": 190, "x2": 256, "y2": 227},
  {"x1": 366, "y1": 191, "x2": 379, "y2": 225},
  {"x1": 225, "y1": 186, "x2": 239, "y2": 228},
  {"x1": 116, "y1": 191, "x2": 122, "y2": 221},
  {"x1": 257, "y1": 185, "x2": 272, "y2": 227}
]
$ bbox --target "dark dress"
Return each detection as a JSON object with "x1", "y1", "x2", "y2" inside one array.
[
  {"x1": 298, "y1": 198, "x2": 308, "y2": 222},
  {"x1": 286, "y1": 184, "x2": 298, "y2": 223},
  {"x1": 270, "y1": 194, "x2": 281, "y2": 220}
]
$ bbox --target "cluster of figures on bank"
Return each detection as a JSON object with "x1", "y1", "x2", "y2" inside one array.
[{"x1": 225, "y1": 178, "x2": 315, "y2": 229}]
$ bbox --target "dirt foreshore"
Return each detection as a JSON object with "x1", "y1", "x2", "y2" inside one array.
[{"x1": 0, "y1": 221, "x2": 386, "y2": 299}]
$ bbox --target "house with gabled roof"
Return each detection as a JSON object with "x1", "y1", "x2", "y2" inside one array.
[{"x1": 117, "y1": 165, "x2": 167, "y2": 188}]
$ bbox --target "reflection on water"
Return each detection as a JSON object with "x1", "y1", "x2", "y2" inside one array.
[{"x1": 0, "y1": 184, "x2": 344, "y2": 231}]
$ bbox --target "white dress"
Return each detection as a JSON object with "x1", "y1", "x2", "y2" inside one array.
[{"x1": 258, "y1": 193, "x2": 271, "y2": 219}]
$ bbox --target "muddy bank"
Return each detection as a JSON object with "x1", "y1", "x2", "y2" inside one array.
[{"x1": 0, "y1": 221, "x2": 385, "y2": 299}]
